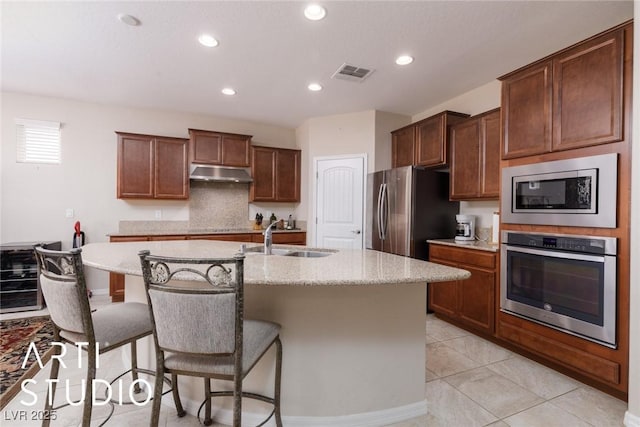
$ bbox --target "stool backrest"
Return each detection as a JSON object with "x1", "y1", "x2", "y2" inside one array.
[
  {"x1": 34, "y1": 246, "x2": 93, "y2": 337},
  {"x1": 138, "y1": 251, "x2": 245, "y2": 356}
]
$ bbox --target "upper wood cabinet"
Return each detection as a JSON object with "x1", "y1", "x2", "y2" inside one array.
[
  {"x1": 250, "y1": 146, "x2": 301, "y2": 202},
  {"x1": 500, "y1": 22, "x2": 628, "y2": 159},
  {"x1": 116, "y1": 132, "x2": 189, "y2": 199},
  {"x1": 450, "y1": 109, "x2": 500, "y2": 200},
  {"x1": 188, "y1": 129, "x2": 251, "y2": 167},
  {"x1": 391, "y1": 126, "x2": 415, "y2": 168},
  {"x1": 501, "y1": 61, "x2": 552, "y2": 159},
  {"x1": 391, "y1": 111, "x2": 469, "y2": 168}
]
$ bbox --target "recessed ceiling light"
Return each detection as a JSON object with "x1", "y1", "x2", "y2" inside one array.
[
  {"x1": 308, "y1": 83, "x2": 323, "y2": 92},
  {"x1": 198, "y1": 34, "x2": 219, "y2": 47},
  {"x1": 304, "y1": 4, "x2": 326, "y2": 21},
  {"x1": 221, "y1": 88, "x2": 236, "y2": 96},
  {"x1": 117, "y1": 14, "x2": 141, "y2": 26},
  {"x1": 395, "y1": 55, "x2": 414, "y2": 66}
]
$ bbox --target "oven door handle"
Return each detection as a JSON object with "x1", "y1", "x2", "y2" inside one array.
[{"x1": 505, "y1": 245, "x2": 608, "y2": 263}]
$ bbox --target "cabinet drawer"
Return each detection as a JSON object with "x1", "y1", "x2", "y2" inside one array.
[
  {"x1": 430, "y1": 244, "x2": 496, "y2": 269},
  {"x1": 499, "y1": 321, "x2": 620, "y2": 385},
  {"x1": 187, "y1": 234, "x2": 254, "y2": 242}
]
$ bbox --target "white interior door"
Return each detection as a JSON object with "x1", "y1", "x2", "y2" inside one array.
[{"x1": 315, "y1": 156, "x2": 365, "y2": 249}]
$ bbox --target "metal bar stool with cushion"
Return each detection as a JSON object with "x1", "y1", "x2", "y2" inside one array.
[
  {"x1": 138, "y1": 250, "x2": 283, "y2": 427},
  {"x1": 34, "y1": 246, "x2": 165, "y2": 427}
]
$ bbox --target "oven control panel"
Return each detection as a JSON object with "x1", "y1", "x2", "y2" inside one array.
[{"x1": 505, "y1": 232, "x2": 611, "y2": 255}]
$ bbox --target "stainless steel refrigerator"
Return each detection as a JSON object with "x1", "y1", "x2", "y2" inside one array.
[{"x1": 366, "y1": 166, "x2": 459, "y2": 260}]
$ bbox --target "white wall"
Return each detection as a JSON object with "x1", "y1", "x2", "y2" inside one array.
[
  {"x1": 374, "y1": 111, "x2": 411, "y2": 172},
  {"x1": 412, "y1": 80, "x2": 502, "y2": 120},
  {"x1": 411, "y1": 80, "x2": 502, "y2": 229},
  {"x1": 625, "y1": 3, "x2": 639, "y2": 425},
  {"x1": 296, "y1": 110, "x2": 377, "y2": 244},
  {"x1": 0, "y1": 92, "x2": 295, "y2": 291}
]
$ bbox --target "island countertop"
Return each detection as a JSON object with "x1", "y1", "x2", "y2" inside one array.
[
  {"x1": 81, "y1": 240, "x2": 470, "y2": 286},
  {"x1": 80, "y1": 239, "x2": 469, "y2": 423}
]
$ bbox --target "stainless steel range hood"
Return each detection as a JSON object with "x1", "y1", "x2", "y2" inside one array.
[{"x1": 189, "y1": 164, "x2": 253, "y2": 183}]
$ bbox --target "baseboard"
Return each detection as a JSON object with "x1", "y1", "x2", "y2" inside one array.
[
  {"x1": 625, "y1": 410, "x2": 640, "y2": 427},
  {"x1": 161, "y1": 394, "x2": 427, "y2": 427}
]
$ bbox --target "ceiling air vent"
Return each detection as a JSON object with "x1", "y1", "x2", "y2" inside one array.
[{"x1": 331, "y1": 63, "x2": 375, "y2": 82}]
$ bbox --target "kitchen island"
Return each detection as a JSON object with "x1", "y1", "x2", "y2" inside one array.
[{"x1": 81, "y1": 240, "x2": 470, "y2": 426}]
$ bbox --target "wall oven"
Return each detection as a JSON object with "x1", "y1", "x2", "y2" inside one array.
[
  {"x1": 500, "y1": 231, "x2": 617, "y2": 348},
  {"x1": 501, "y1": 153, "x2": 617, "y2": 228}
]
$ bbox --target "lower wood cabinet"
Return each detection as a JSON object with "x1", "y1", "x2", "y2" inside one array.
[
  {"x1": 108, "y1": 232, "x2": 306, "y2": 302},
  {"x1": 253, "y1": 231, "x2": 306, "y2": 245},
  {"x1": 428, "y1": 243, "x2": 497, "y2": 335},
  {"x1": 108, "y1": 236, "x2": 149, "y2": 302}
]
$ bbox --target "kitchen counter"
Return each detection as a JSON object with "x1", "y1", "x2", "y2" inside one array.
[
  {"x1": 80, "y1": 240, "x2": 469, "y2": 425},
  {"x1": 428, "y1": 238, "x2": 500, "y2": 253},
  {"x1": 82, "y1": 240, "x2": 469, "y2": 286},
  {"x1": 107, "y1": 227, "x2": 305, "y2": 237}
]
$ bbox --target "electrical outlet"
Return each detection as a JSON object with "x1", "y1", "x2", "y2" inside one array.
[
  {"x1": 155, "y1": 210, "x2": 162, "y2": 220},
  {"x1": 65, "y1": 208, "x2": 74, "y2": 218}
]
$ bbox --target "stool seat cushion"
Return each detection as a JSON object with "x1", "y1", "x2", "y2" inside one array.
[
  {"x1": 60, "y1": 302, "x2": 152, "y2": 351},
  {"x1": 163, "y1": 319, "x2": 280, "y2": 377}
]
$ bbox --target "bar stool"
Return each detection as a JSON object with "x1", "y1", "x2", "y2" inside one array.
[
  {"x1": 34, "y1": 246, "x2": 172, "y2": 427},
  {"x1": 139, "y1": 250, "x2": 283, "y2": 427}
]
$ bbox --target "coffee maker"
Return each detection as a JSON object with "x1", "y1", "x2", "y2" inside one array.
[{"x1": 455, "y1": 214, "x2": 476, "y2": 241}]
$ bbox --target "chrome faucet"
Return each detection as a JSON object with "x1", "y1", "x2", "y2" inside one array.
[{"x1": 263, "y1": 222, "x2": 279, "y2": 255}]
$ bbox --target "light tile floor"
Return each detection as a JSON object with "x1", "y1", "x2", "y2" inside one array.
[{"x1": 1, "y1": 301, "x2": 628, "y2": 426}]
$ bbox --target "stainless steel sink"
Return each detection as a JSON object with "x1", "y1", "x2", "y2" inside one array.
[
  {"x1": 242, "y1": 246, "x2": 333, "y2": 257},
  {"x1": 284, "y1": 251, "x2": 331, "y2": 258}
]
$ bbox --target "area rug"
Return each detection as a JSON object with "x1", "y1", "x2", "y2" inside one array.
[{"x1": 0, "y1": 316, "x2": 55, "y2": 409}]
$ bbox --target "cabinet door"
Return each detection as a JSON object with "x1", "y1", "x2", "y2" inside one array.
[
  {"x1": 190, "y1": 130, "x2": 222, "y2": 164},
  {"x1": 275, "y1": 149, "x2": 301, "y2": 202},
  {"x1": 250, "y1": 146, "x2": 276, "y2": 201},
  {"x1": 480, "y1": 110, "x2": 501, "y2": 198},
  {"x1": 221, "y1": 134, "x2": 251, "y2": 167},
  {"x1": 391, "y1": 126, "x2": 415, "y2": 168},
  {"x1": 415, "y1": 115, "x2": 446, "y2": 167},
  {"x1": 428, "y1": 258, "x2": 459, "y2": 318},
  {"x1": 109, "y1": 236, "x2": 148, "y2": 302},
  {"x1": 552, "y1": 29, "x2": 624, "y2": 151},
  {"x1": 501, "y1": 61, "x2": 552, "y2": 159},
  {"x1": 429, "y1": 279, "x2": 458, "y2": 318},
  {"x1": 154, "y1": 137, "x2": 189, "y2": 199},
  {"x1": 450, "y1": 119, "x2": 481, "y2": 200},
  {"x1": 458, "y1": 266, "x2": 495, "y2": 334},
  {"x1": 117, "y1": 133, "x2": 154, "y2": 198}
]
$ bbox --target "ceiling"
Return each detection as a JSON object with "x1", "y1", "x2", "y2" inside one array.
[{"x1": 1, "y1": 1, "x2": 633, "y2": 129}]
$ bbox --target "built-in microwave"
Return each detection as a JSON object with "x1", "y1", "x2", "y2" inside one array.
[{"x1": 501, "y1": 153, "x2": 617, "y2": 228}]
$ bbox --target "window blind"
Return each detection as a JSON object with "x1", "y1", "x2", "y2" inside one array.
[{"x1": 16, "y1": 118, "x2": 61, "y2": 164}]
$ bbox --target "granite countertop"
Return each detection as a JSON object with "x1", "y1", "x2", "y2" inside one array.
[
  {"x1": 427, "y1": 239, "x2": 500, "y2": 253},
  {"x1": 108, "y1": 228, "x2": 305, "y2": 237},
  {"x1": 81, "y1": 240, "x2": 470, "y2": 286}
]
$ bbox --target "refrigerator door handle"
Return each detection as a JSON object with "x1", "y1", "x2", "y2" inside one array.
[
  {"x1": 381, "y1": 183, "x2": 389, "y2": 240},
  {"x1": 377, "y1": 183, "x2": 384, "y2": 240}
]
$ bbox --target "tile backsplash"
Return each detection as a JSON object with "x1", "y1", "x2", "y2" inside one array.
[{"x1": 189, "y1": 181, "x2": 250, "y2": 229}]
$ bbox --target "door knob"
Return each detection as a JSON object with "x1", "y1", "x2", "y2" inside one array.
[{"x1": 352, "y1": 230, "x2": 361, "y2": 234}]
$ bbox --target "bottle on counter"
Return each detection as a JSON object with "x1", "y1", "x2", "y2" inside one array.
[{"x1": 270, "y1": 213, "x2": 277, "y2": 225}]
